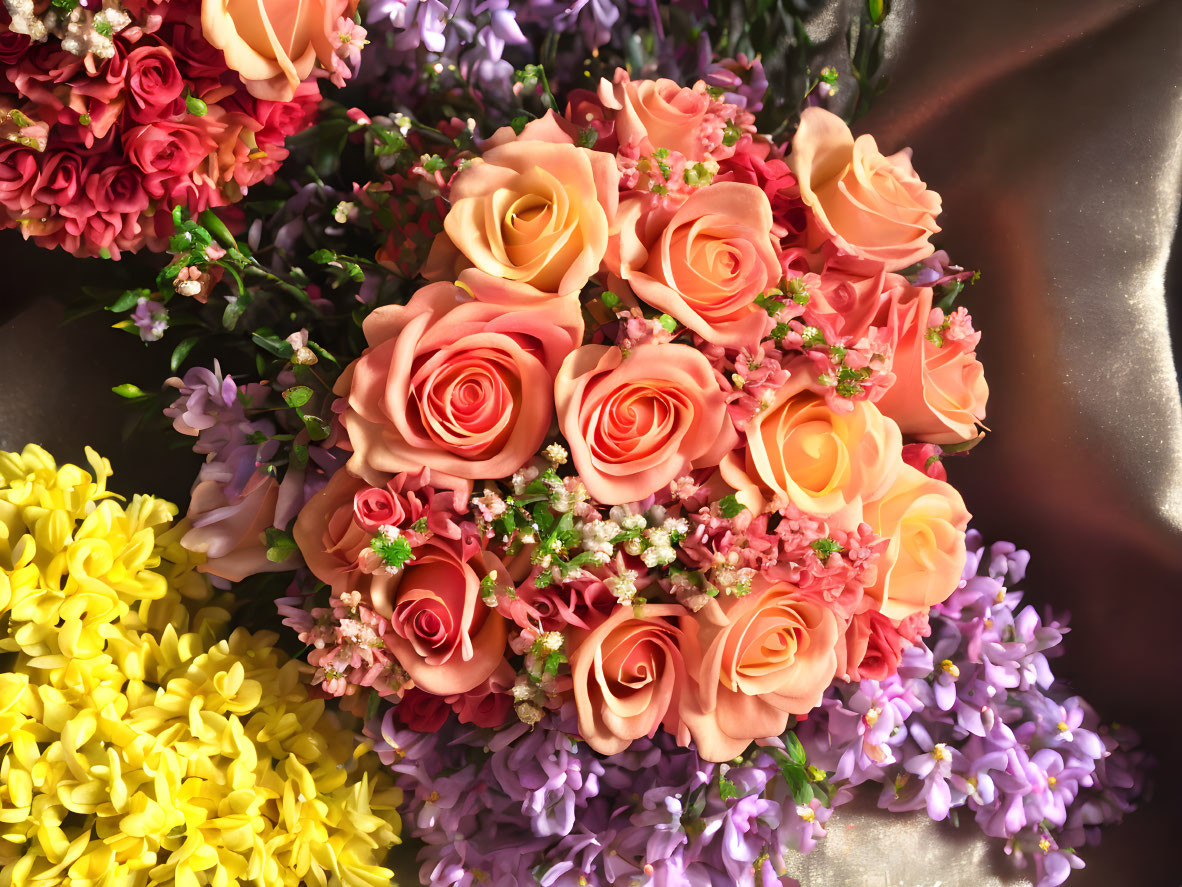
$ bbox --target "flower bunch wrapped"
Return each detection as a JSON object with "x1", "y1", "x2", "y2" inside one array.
[
  {"x1": 380, "y1": 532, "x2": 1145, "y2": 887},
  {"x1": 0, "y1": 0, "x2": 365, "y2": 257},
  {"x1": 268, "y1": 68, "x2": 989, "y2": 764},
  {"x1": 0, "y1": 444, "x2": 400, "y2": 884}
]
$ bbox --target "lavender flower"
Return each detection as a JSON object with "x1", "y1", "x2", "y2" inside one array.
[{"x1": 798, "y1": 531, "x2": 1149, "y2": 887}]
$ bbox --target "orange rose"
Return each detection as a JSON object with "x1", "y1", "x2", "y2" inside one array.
[
  {"x1": 374, "y1": 537, "x2": 509, "y2": 696},
  {"x1": 200, "y1": 0, "x2": 355, "y2": 101},
  {"x1": 680, "y1": 580, "x2": 840, "y2": 762},
  {"x1": 568, "y1": 604, "x2": 692, "y2": 755},
  {"x1": 609, "y1": 182, "x2": 782, "y2": 348},
  {"x1": 863, "y1": 464, "x2": 970, "y2": 621},
  {"x1": 337, "y1": 281, "x2": 581, "y2": 492},
  {"x1": 423, "y1": 130, "x2": 619, "y2": 300},
  {"x1": 875, "y1": 282, "x2": 988, "y2": 444},
  {"x1": 554, "y1": 343, "x2": 738, "y2": 505},
  {"x1": 789, "y1": 107, "x2": 941, "y2": 271},
  {"x1": 720, "y1": 366, "x2": 903, "y2": 526}
]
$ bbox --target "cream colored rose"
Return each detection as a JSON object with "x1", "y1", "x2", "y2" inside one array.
[{"x1": 863, "y1": 464, "x2": 971, "y2": 621}]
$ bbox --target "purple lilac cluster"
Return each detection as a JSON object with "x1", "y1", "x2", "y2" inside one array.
[
  {"x1": 797, "y1": 531, "x2": 1149, "y2": 887},
  {"x1": 164, "y1": 362, "x2": 342, "y2": 583},
  {"x1": 358, "y1": 0, "x2": 711, "y2": 102},
  {"x1": 372, "y1": 706, "x2": 824, "y2": 887}
]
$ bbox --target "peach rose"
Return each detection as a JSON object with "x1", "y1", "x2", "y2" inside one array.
[
  {"x1": 720, "y1": 366, "x2": 903, "y2": 526},
  {"x1": 874, "y1": 283, "x2": 988, "y2": 444},
  {"x1": 568, "y1": 604, "x2": 691, "y2": 756},
  {"x1": 597, "y1": 70, "x2": 712, "y2": 158},
  {"x1": 609, "y1": 183, "x2": 782, "y2": 348},
  {"x1": 788, "y1": 107, "x2": 941, "y2": 271},
  {"x1": 680, "y1": 580, "x2": 840, "y2": 762},
  {"x1": 337, "y1": 281, "x2": 581, "y2": 491},
  {"x1": 200, "y1": 0, "x2": 355, "y2": 101},
  {"x1": 862, "y1": 464, "x2": 970, "y2": 621},
  {"x1": 554, "y1": 343, "x2": 738, "y2": 505},
  {"x1": 373, "y1": 536, "x2": 508, "y2": 696},
  {"x1": 292, "y1": 468, "x2": 371, "y2": 592},
  {"x1": 422, "y1": 131, "x2": 618, "y2": 300}
]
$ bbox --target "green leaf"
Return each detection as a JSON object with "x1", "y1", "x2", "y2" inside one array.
[
  {"x1": 718, "y1": 774, "x2": 739, "y2": 801},
  {"x1": 264, "y1": 527, "x2": 298, "y2": 563},
  {"x1": 543, "y1": 650, "x2": 567, "y2": 675},
  {"x1": 309, "y1": 248, "x2": 335, "y2": 264},
  {"x1": 198, "y1": 210, "x2": 236, "y2": 247},
  {"x1": 784, "y1": 732, "x2": 808, "y2": 766},
  {"x1": 109, "y1": 289, "x2": 149, "y2": 313},
  {"x1": 601, "y1": 291, "x2": 619, "y2": 310},
  {"x1": 282, "y1": 386, "x2": 313, "y2": 408},
  {"x1": 291, "y1": 444, "x2": 309, "y2": 470},
  {"x1": 366, "y1": 691, "x2": 382, "y2": 721},
  {"x1": 170, "y1": 336, "x2": 198, "y2": 373},
  {"x1": 658, "y1": 314, "x2": 677, "y2": 332},
  {"x1": 112, "y1": 383, "x2": 148, "y2": 399},
  {"x1": 302, "y1": 415, "x2": 331, "y2": 441},
  {"x1": 718, "y1": 494, "x2": 747, "y2": 519},
  {"x1": 252, "y1": 332, "x2": 295, "y2": 359}
]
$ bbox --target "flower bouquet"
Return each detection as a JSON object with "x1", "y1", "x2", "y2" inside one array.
[{"x1": 0, "y1": 1, "x2": 1152, "y2": 885}]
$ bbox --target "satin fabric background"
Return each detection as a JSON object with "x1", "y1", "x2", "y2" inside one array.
[{"x1": 1, "y1": 0, "x2": 1179, "y2": 882}]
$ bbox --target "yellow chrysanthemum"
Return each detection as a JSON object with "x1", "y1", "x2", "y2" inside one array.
[{"x1": 0, "y1": 445, "x2": 401, "y2": 887}]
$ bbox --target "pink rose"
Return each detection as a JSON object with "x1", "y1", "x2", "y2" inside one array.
[
  {"x1": 875, "y1": 283, "x2": 988, "y2": 444},
  {"x1": 720, "y1": 364, "x2": 903, "y2": 526},
  {"x1": 124, "y1": 122, "x2": 213, "y2": 196},
  {"x1": 125, "y1": 45, "x2": 185, "y2": 123},
  {"x1": 183, "y1": 470, "x2": 292, "y2": 582},
  {"x1": 680, "y1": 579, "x2": 840, "y2": 762},
  {"x1": 788, "y1": 107, "x2": 941, "y2": 271},
  {"x1": 374, "y1": 536, "x2": 509, "y2": 696},
  {"x1": 568, "y1": 604, "x2": 692, "y2": 756},
  {"x1": 33, "y1": 151, "x2": 91, "y2": 221},
  {"x1": 901, "y1": 442, "x2": 947, "y2": 482},
  {"x1": 200, "y1": 0, "x2": 357, "y2": 100},
  {"x1": 423, "y1": 131, "x2": 619, "y2": 301},
  {"x1": 609, "y1": 182, "x2": 782, "y2": 348},
  {"x1": 840, "y1": 608, "x2": 907, "y2": 682},
  {"x1": 716, "y1": 142, "x2": 808, "y2": 244},
  {"x1": 799, "y1": 252, "x2": 890, "y2": 342},
  {"x1": 87, "y1": 163, "x2": 150, "y2": 215},
  {"x1": 554, "y1": 343, "x2": 738, "y2": 505},
  {"x1": 0, "y1": 145, "x2": 41, "y2": 215},
  {"x1": 293, "y1": 466, "x2": 470, "y2": 594},
  {"x1": 338, "y1": 281, "x2": 581, "y2": 492},
  {"x1": 863, "y1": 464, "x2": 970, "y2": 621}
]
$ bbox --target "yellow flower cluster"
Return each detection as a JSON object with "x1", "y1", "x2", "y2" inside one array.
[{"x1": 0, "y1": 445, "x2": 401, "y2": 886}]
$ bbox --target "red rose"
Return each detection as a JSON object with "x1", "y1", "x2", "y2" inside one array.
[
  {"x1": 125, "y1": 122, "x2": 212, "y2": 195},
  {"x1": 394, "y1": 688, "x2": 451, "y2": 732},
  {"x1": 125, "y1": 45, "x2": 186, "y2": 123}
]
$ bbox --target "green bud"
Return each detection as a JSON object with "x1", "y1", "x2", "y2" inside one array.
[{"x1": 185, "y1": 95, "x2": 208, "y2": 117}]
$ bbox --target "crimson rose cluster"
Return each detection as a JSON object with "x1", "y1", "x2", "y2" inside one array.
[
  {"x1": 246, "y1": 70, "x2": 991, "y2": 761},
  {"x1": 0, "y1": 0, "x2": 363, "y2": 257}
]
